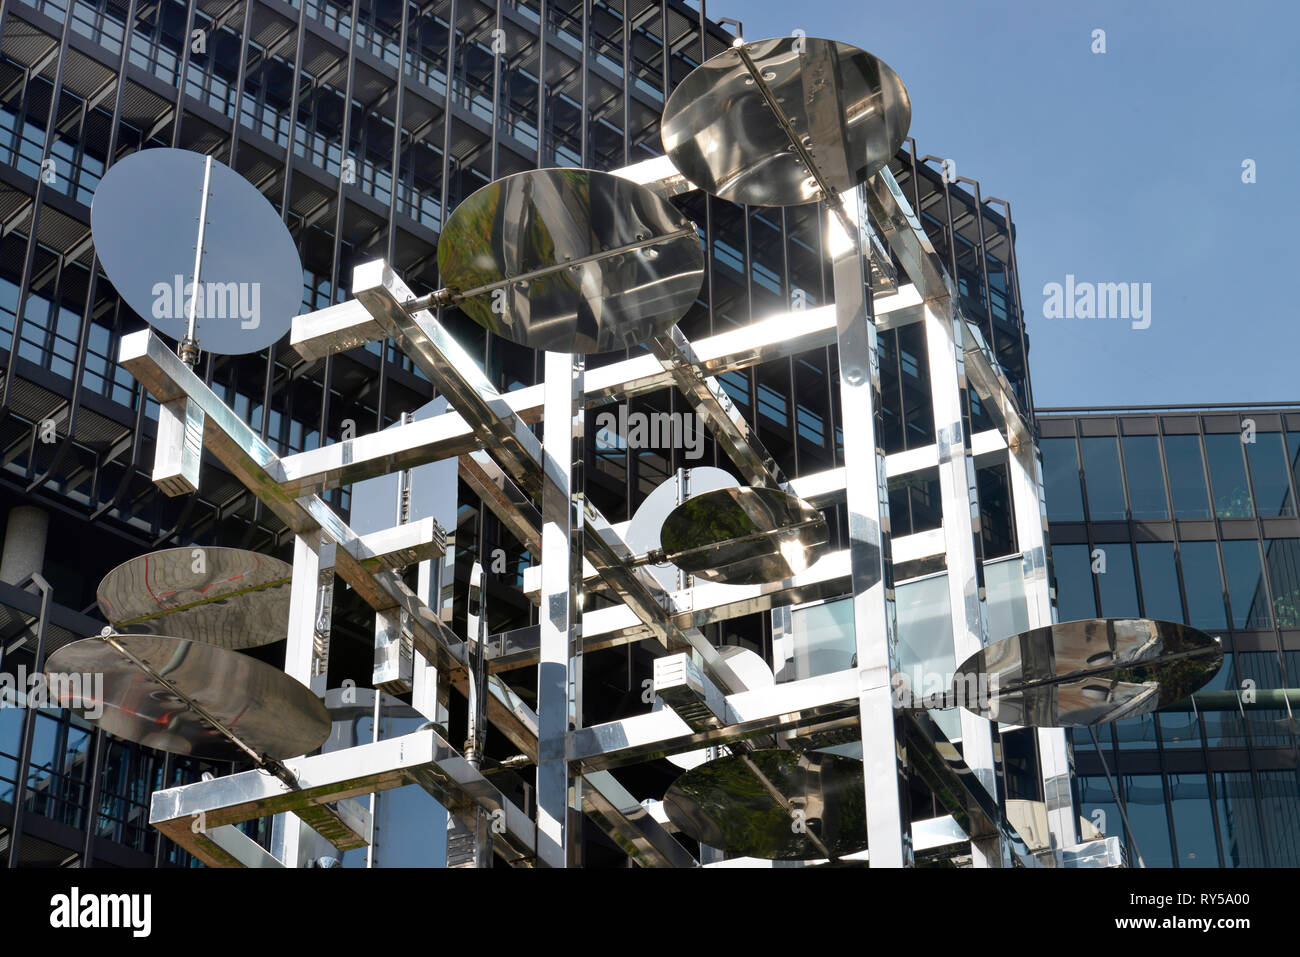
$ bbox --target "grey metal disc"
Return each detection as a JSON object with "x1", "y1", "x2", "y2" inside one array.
[
  {"x1": 663, "y1": 749, "x2": 867, "y2": 860},
  {"x1": 660, "y1": 486, "x2": 830, "y2": 585},
  {"x1": 44, "y1": 634, "x2": 330, "y2": 761},
  {"x1": 437, "y1": 168, "x2": 704, "y2": 354},
  {"x1": 952, "y1": 618, "x2": 1223, "y2": 728},
  {"x1": 661, "y1": 37, "x2": 910, "y2": 208},
  {"x1": 90, "y1": 148, "x2": 302, "y2": 355},
  {"x1": 96, "y1": 546, "x2": 291, "y2": 650}
]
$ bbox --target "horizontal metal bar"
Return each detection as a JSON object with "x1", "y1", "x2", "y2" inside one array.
[
  {"x1": 353, "y1": 517, "x2": 445, "y2": 570},
  {"x1": 277, "y1": 288, "x2": 926, "y2": 499},
  {"x1": 290, "y1": 299, "x2": 389, "y2": 363},
  {"x1": 149, "y1": 727, "x2": 538, "y2": 866},
  {"x1": 500, "y1": 549, "x2": 852, "y2": 670},
  {"x1": 569, "y1": 669, "x2": 861, "y2": 770}
]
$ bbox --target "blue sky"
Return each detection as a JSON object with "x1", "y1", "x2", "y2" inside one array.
[{"x1": 723, "y1": 0, "x2": 1299, "y2": 407}]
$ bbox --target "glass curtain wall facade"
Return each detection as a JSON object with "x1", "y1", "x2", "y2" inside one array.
[
  {"x1": 1041, "y1": 406, "x2": 1300, "y2": 867},
  {"x1": 0, "y1": 0, "x2": 1034, "y2": 866}
]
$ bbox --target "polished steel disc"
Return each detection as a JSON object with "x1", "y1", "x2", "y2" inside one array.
[
  {"x1": 97, "y1": 547, "x2": 291, "y2": 650},
  {"x1": 661, "y1": 37, "x2": 910, "y2": 208},
  {"x1": 90, "y1": 148, "x2": 302, "y2": 355},
  {"x1": 664, "y1": 749, "x2": 867, "y2": 860},
  {"x1": 624, "y1": 467, "x2": 740, "y2": 592},
  {"x1": 952, "y1": 618, "x2": 1223, "y2": 728},
  {"x1": 437, "y1": 168, "x2": 704, "y2": 354},
  {"x1": 660, "y1": 486, "x2": 829, "y2": 585},
  {"x1": 45, "y1": 634, "x2": 330, "y2": 761}
]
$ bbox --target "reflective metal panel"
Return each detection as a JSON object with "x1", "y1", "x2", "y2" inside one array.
[
  {"x1": 626, "y1": 467, "x2": 739, "y2": 591},
  {"x1": 437, "y1": 168, "x2": 704, "y2": 354},
  {"x1": 90, "y1": 148, "x2": 302, "y2": 354},
  {"x1": 45, "y1": 634, "x2": 330, "y2": 760},
  {"x1": 97, "y1": 547, "x2": 291, "y2": 649},
  {"x1": 664, "y1": 749, "x2": 867, "y2": 860},
  {"x1": 660, "y1": 486, "x2": 830, "y2": 585},
  {"x1": 953, "y1": 618, "x2": 1223, "y2": 727},
  {"x1": 661, "y1": 37, "x2": 910, "y2": 208}
]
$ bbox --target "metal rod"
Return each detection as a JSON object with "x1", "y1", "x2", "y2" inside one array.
[
  {"x1": 730, "y1": 38, "x2": 856, "y2": 242},
  {"x1": 633, "y1": 517, "x2": 825, "y2": 568},
  {"x1": 366, "y1": 688, "x2": 381, "y2": 868},
  {"x1": 402, "y1": 224, "x2": 698, "y2": 314},
  {"x1": 179, "y1": 154, "x2": 213, "y2": 368},
  {"x1": 738, "y1": 753, "x2": 834, "y2": 860},
  {"x1": 80, "y1": 729, "x2": 105, "y2": 867},
  {"x1": 7, "y1": 573, "x2": 52, "y2": 868},
  {"x1": 1087, "y1": 725, "x2": 1144, "y2": 868},
  {"x1": 96, "y1": 631, "x2": 299, "y2": 790}
]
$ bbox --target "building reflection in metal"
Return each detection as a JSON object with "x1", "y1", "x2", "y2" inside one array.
[
  {"x1": 44, "y1": 633, "x2": 331, "y2": 761},
  {"x1": 664, "y1": 748, "x2": 867, "y2": 860},
  {"x1": 437, "y1": 168, "x2": 704, "y2": 354},
  {"x1": 953, "y1": 618, "x2": 1223, "y2": 727},
  {"x1": 658, "y1": 486, "x2": 830, "y2": 585},
  {"x1": 96, "y1": 546, "x2": 291, "y2": 650},
  {"x1": 661, "y1": 37, "x2": 910, "y2": 208}
]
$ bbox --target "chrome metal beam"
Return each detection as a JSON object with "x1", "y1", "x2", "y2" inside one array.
[
  {"x1": 150, "y1": 727, "x2": 538, "y2": 867},
  {"x1": 648, "y1": 326, "x2": 786, "y2": 488},
  {"x1": 276, "y1": 290, "x2": 925, "y2": 500},
  {"x1": 828, "y1": 187, "x2": 911, "y2": 867}
]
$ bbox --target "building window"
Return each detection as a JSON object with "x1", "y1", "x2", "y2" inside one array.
[
  {"x1": 1095, "y1": 542, "x2": 1139, "y2": 618},
  {"x1": 1258, "y1": 771, "x2": 1300, "y2": 867},
  {"x1": 1122, "y1": 774, "x2": 1174, "y2": 867},
  {"x1": 1157, "y1": 709, "x2": 1203, "y2": 750},
  {"x1": 1264, "y1": 538, "x2": 1300, "y2": 628},
  {"x1": 1075, "y1": 775, "x2": 1121, "y2": 845},
  {"x1": 1122, "y1": 434, "x2": 1169, "y2": 520},
  {"x1": 1247, "y1": 432, "x2": 1296, "y2": 517},
  {"x1": 1114, "y1": 714, "x2": 1158, "y2": 751},
  {"x1": 1214, "y1": 771, "x2": 1267, "y2": 867},
  {"x1": 1137, "y1": 542, "x2": 1184, "y2": 623},
  {"x1": 1052, "y1": 543, "x2": 1096, "y2": 621},
  {"x1": 1169, "y1": 773, "x2": 1219, "y2": 867},
  {"x1": 976, "y1": 461, "x2": 1017, "y2": 559},
  {"x1": 1179, "y1": 541, "x2": 1228, "y2": 631},
  {"x1": 1041, "y1": 436, "x2": 1084, "y2": 522},
  {"x1": 1163, "y1": 433, "x2": 1212, "y2": 519},
  {"x1": 888, "y1": 468, "x2": 942, "y2": 538},
  {"x1": 1221, "y1": 539, "x2": 1269, "y2": 630},
  {"x1": 1205, "y1": 432, "x2": 1254, "y2": 518},
  {"x1": 1080, "y1": 435, "x2": 1126, "y2": 521}
]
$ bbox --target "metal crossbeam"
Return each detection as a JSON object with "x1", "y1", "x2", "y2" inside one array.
[{"x1": 150, "y1": 728, "x2": 537, "y2": 868}]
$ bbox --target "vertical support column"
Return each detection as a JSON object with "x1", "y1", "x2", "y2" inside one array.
[
  {"x1": 830, "y1": 188, "x2": 911, "y2": 868},
  {"x1": 1008, "y1": 437, "x2": 1079, "y2": 853},
  {"x1": 272, "y1": 529, "x2": 330, "y2": 867},
  {"x1": 152, "y1": 396, "x2": 204, "y2": 497},
  {"x1": 410, "y1": 554, "x2": 444, "y2": 722},
  {"x1": 923, "y1": 296, "x2": 1004, "y2": 867},
  {"x1": 537, "y1": 350, "x2": 584, "y2": 867}
]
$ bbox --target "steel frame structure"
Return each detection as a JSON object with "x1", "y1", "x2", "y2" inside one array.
[
  {"x1": 0, "y1": 0, "x2": 1090, "y2": 869},
  {"x1": 131, "y1": 150, "x2": 1115, "y2": 868}
]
